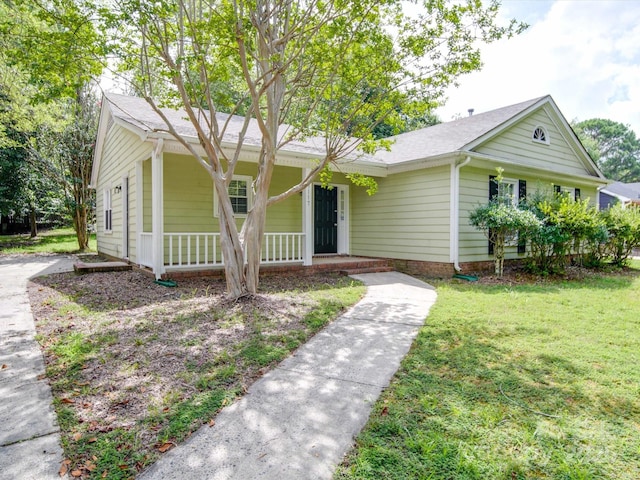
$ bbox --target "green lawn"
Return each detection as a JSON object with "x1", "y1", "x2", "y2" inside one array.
[
  {"x1": 336, "y1": 263, "x2": 640, "y2": 480},
  {"x1": 0, "y1": 227, "x2": 95, "y2": 254}
]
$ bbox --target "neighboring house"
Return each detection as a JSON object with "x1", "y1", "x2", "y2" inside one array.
[
  {"x1": 91, "y1": 94, "x2": 607, "y2": 278},
  {"x1": 599, "y1": 182, "x2": 640, "y2": 209}
]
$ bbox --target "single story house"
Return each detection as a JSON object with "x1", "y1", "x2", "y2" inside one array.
[
  {"x1": 599, "y1": 181, "x2": 640, "y2": 209},
  {"x1": 91, "y1": 93, "x2": 607, "y2": 278}
]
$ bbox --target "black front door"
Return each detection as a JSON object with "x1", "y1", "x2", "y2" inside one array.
[{"x1": 314, "y1": 185, "x2": 338, "y2": 254}]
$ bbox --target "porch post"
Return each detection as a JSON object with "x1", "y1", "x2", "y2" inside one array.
[
  {"x1": 151, "y1": 139, "x2": 165, "y2": 279},
  {"x1": 135, "y1": 159, "x2": 143, "y2": 265},
  {"x1": 302, "y1": 168, "x2": 313, "y2": 266}
]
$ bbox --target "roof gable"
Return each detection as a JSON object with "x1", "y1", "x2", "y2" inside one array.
[{"x1": 375, "y1": 97, "x2": 543, "y2": 164}]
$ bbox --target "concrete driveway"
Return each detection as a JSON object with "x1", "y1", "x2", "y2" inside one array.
[{"x1": 0, "y1": 254, "x2": 76, "y2": 480}]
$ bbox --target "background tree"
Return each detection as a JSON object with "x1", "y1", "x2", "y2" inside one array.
[
  {"x1": 0, "y1": 0, "x2": 105, "y2": 245},
  {"x1": 106, "y1": 0, "x2": 525, "y2": 298},
  {"x1": 31, "y1": 91, "x2": 99, "y2": 250},
  {"x1": 573, "y1": 118, "x2": 640, "y2": 182}
]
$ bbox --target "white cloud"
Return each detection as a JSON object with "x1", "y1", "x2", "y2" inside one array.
[{"x1": 436, "y1": 0, "x2": 640, "y2": 134}]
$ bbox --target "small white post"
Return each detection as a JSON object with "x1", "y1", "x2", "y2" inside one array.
[
  {"x1": 302, "y1": 169, "x2": 313, "y2": 266},
  {"x1": 151, "y1": 139, "x2": 165, "y2": 279}
]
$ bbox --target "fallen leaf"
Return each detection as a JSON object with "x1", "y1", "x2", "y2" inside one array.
[
  {"x1": 140, "y1": 386, "x2": 146, "y2": 393},
  {"x1": 380, "y1": 406, "x2": 389, "y2": 416},
  {"x1": 76, "y1": 381, "x2": 90, "y2": 386},
  {"x1": 118, "y1": 464, "x2": 128, "y2": 470},
  {"x1": 92, "y1": 456, "x2": 97, "y2": 461},
  {"x1": 59, "y1": 462, "x2": 69, "y2": 477},
  {"x1": 82, "y1": 403, "x2": 92, "y2": 408},
  {"x1": 85, "y1": 460, "x2": 96, "y2": 472},
  {"x1": 1, "y1": 364, "x2": 8, "y2": 370},
  {"x1": 88, "y1": 437, "x2": 97, "y2": 443},
  {"x1": 162, "y1": 407, "x2": 170, "y2": 413},
  {"x1": 156, "y1": 442, "x2": 173, "y2": 453},
  {"x1": 72, "y1": 432, "x2": 82, "y2": 441},
  {"x1": 37, "y1": 374, "x2": 47, "y2": 380},
  {"x1": 70, "y1": 470, "x2": 82, "y2": 477},
  {"x1": 208, "y1": 419, "x2": 215, "y2": 427},
  {"x1": 101, "y1": 471, "x2": 108, "y2": 478},
  {"x1": 61, "y1": 398, "x2": 75, "y2": 404}
]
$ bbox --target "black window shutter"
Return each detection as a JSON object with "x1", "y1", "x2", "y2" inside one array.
[
  {"x1": 517, "y1": 180, "x2": 527, "y2": 254},
  {"x1": 489, "y1": 175, "x2": 498, "y2": 202},
  {"x1": 575, "y1": 188, "x2": 581, "y2": 201},
  {"x1": 488, "y1": 176, "x2": 497, "y2": 255}
]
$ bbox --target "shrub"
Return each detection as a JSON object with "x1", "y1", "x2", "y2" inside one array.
[
  {"x1": 469, "y1": 201, "x2": 540, "y2": 276},
  {"x1": 601, "y1": 203, "x2": 640, "y2": 266}
]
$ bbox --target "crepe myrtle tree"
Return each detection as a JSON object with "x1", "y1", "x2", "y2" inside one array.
[
  {"x1": 469, "y1": 170, "x2": 540, "y2": 276},
  {"x1": 104, "y1": 0, "x2": 525, "y2": 298}
]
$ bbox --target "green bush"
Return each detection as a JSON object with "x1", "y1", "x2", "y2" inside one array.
[
  {"x1": 601, "y1": 203, "x2": 640, "y2": 266},
  {"x1": 469, "y1": 201, "x2": 540, "y2": 276},
  {"x1": 521, "y1": 191, "x2": 604, "y2": 274}
]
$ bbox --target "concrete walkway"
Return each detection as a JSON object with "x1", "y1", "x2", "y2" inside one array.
[
  {"x1": 0, "y1": 254, "x2": 77, "y2": 480},
  {"x1": 140, "y1": 271, "x2": 437, "y2": 480}
]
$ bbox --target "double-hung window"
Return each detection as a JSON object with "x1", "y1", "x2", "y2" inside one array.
[{"x1": 214, "y1": 175, "x2": 252, "y2": 217}]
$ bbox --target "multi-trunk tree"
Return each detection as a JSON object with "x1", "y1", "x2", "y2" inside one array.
[{"x1": 105, "y1": 0, "x2": 524, "y2": 298}]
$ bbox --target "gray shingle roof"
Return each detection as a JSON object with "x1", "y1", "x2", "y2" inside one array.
[
  {"x1": 104, "y1": 93, "x2": 385, "y2": 164},
  {"x1": 602, "y1": 181, "x2": 640, "y2": 200},
  {"x1": 375, "y1": 96, "x2": 546, "y2": 164},
  {"x1": 105, "y1": 93, "x2": 547, "y2": 166}
]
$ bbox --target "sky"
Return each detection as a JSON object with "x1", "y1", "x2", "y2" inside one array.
[{"x1": 435, "y1": 0, "x2": 640, "y2": 134}]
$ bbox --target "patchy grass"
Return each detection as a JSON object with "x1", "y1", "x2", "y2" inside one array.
[
  {"x1": 0, "y1": 227, "x2": 96, "y2": 254},
  {"x1": 30, "y1": 270, "x2": 364, "y2": 479},
  {"x1": 336, "y1": 264, "x2": 640, "y2": 480}
]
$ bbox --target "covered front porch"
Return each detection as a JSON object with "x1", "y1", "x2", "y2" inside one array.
[{"x1": 134, "y1": 142, "x2": 375, "y2": 279}]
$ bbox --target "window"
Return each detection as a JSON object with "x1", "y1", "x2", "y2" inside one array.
[
  {"x1": 497, "y1": 179, "x2": 518, "y2": 206},
  {"x1": 489, "y1": 176, "x2": 526, "y2": 254},
  {"x1": 214, "y1": 175, "x2": 252, "y2": 217},
  {"x1": 103, "y1": 188, "x2": 112, "y2": 232},
  {"x1": 554, "y1": 185, "x2": 580, "y2": 200},
  {"x1": 532, "y1": 126, "x2": 549, "y2": 144}
]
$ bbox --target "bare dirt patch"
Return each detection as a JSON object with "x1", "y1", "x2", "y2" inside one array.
[{"x1": 29, "y1": 270, "x2": 362, "y2": 479}]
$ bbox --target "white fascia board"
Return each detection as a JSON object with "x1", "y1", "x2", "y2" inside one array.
[
  {"x1": 158, "y1": 136, "x2": 388, "y2": 177},
  {"x1": 386, "y1": 152, "x2": 461, "y2": 174},
  {"x1": 466, "y1": 152, "x2": 610, "y2": 188}
]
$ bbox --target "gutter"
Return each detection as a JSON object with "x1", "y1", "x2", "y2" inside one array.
[{"x1": 451, "y1": 155, "x2": 471, "y2": 272}]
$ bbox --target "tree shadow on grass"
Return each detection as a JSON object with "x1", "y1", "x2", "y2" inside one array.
[{"x1": 347, "y1": 319, "x2": 637, "y2": 479}]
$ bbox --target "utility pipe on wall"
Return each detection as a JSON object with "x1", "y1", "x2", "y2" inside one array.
[{"x1": 451, "y1": 155, "x2": 471, "y2": 272}]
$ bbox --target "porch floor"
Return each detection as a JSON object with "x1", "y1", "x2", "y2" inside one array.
[{"x1": 162, "y1": 256, "x2": 393, "y2": 279}]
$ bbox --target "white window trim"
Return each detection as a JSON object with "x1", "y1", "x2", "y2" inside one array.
[
  {"x1": 498, "y1": 178, "x2": 518, "y2": 246},
  {"x1": 213, "y1": 175, "x2": 253, "y2": 218},
  {"x1": 103, "y1": 186, "x2": 113, "y2": 234},
  {"x1": 532, "y1": 125, "x2": 550, "y2": 145}
]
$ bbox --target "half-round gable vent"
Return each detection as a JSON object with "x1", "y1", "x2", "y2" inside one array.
[{"x1": 532, "y1": 126, "x2": 549, "y2": 144}]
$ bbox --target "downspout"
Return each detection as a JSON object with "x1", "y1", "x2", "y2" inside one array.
[{"x1": 451, "y1": 156, "x2": 471, "y2": 272}]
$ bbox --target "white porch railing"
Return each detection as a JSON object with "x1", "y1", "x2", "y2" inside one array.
[
  {"x1": 148, "y1": 232, "x2": 305, "y2": 270},
  {"x1": 260, "y1": 232, "x2": 305, "y2": 264},
  {"x1": 139, "y1": 233, "x2": 153, "y2": 268}
]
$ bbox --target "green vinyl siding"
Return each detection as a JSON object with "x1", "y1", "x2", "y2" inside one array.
[
  {"x1": 475, "y1": 108, "x2": 588, "y2": 177},
  {"x1": 161, "y1": 154, "x2": 303, "y2": 234},
  {"x1": 351, "y1": 166, "x2": 451, "y2": 262},
  {"x1": 96, "y1": 124, "x2": 151, "y2": 261},
  {"x1": 458, "y1": 166, "x2": 599, "y2": 263}
]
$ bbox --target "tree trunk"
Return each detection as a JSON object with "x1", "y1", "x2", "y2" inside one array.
[
  {"x1": 494, "y1": 235, "x2": 505, "y2": 276},
  {"x1": 29, "y1": 208, "x2": 37, "y2": 238},
  {"x1": 73, "y1": 206, "x2": 89, "y2": 251}
]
